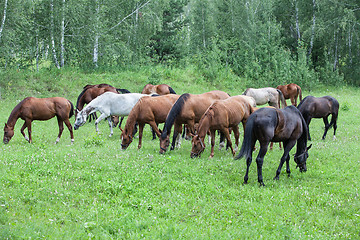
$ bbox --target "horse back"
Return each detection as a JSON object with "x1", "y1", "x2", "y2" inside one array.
[{"x1": 20, "y1": 97, "x2": 71, "y2": 120}]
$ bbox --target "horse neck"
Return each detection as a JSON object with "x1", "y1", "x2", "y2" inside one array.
[
  {"x1": 76, "y1": 90, "x2": 87, "y2": 110},
  {"x1": 83, "y1": 105, "x2": 96, "y2": 116},
  {"x1": 124, "y1": 104, "x2": 139, "y2": 134},
  {"x1": 7, "y1": 104, "x2": 22, "y2": 127},
  {"x1": 296, "y1": 116, "x2": 308, "y2": 155},
  {"x1": 197, "y1": 113, "x2": 212, "y2": 138}
]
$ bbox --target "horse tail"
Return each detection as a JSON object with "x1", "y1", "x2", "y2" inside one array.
[
  {"x1": 235, "y1": 113, "x2": 256, "y2": 160},
  {"x1": 242, "y1": 88, "x2": 249, "y2": 95},
  {"x1": 117, "y1": 88, "x2": 131, "y2": 94},
  {"x1": 161, "y1": 93, "x2": 190, "y2": 139},
  {"x1": 168, "y1": 87, "x2": 176, "y2": 94},
  {"x1": 297, "y1": 86, "x2": 303, "y2": 102},
  {"x1": 326, "y1": 96, "x2": 339, "y2": 128},
  {"x1": 68, "y1": 100, "x2": 75, "y2": 119},
  {"x1": 277, "y1": 89, "x2": 286, "y2": 108}
]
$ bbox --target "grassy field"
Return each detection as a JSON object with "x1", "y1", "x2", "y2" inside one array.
[{"x1": 0, "y1": 69, "x2": 359, "y2": 239}]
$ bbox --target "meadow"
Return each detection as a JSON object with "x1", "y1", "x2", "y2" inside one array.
[{"x1": 0, "y1": 68, "x2": 359, "y2": 239}]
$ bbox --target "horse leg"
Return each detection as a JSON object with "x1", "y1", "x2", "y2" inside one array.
[
  {"x1": 107, "y1": 117, "x2": 114, "y2": 137},
  {"x1": 255, "y1": 143, "x2": 269, "y2": 186},
  {"x1": 170, "y1": 124, "x2": 181, "y2": 150},
  {"x1": 151, "y1": 123, "x2": 159, "y2": 140},
  {"x1": 290, "y1": 97, "x2": 296, "y2": 106},
  {"x1": 148, "y1": 121, "x2": 162, "y2": 138},
  {"x1": 94, "y1": 113, "x2": 109, "y2": 133},
  {"x1": 274, "y1": 141, "x2": 296, "y2": 180},
  {"x1": 20, "y1": 121, "x2": 30, "y2": 142},
  {"x1": 174, "y1": 124, "x2": 183, "y2": 149},
  {"x1": 322, "y1": 116, "x2": 330, "y2": 140},
  {"x1": 118, "y1": 117, "x2": 125, "y2": 129},
  {"x1": 244, "y1": 139, "x2": 257, "y2": 184},
  {"x1": 64, "y1": 118, "x2": 74, "y2": 144},
  {"x1": 219, "y1": 131, "x2": 225, "y2": 150},
  {"x1": 55, "y1": 116, "x2": 65, "y2": 144},
  {"x1": 233, "y1": 126, "x2": 240, "y2": 153},
  {"x1": 222, "y1": 128, "x2": 235, "y2": 156},
  {"x1": 209, "y1": 130, "x2": 216, "y2": 158},
  {"x1": 306, "y1": 118, "x2": 312, "y2": 141},
  {"x1": 332, "y1": 114, "x2": 338, "y2": 140},
  {"x1": 137, "y1": 123, "x2": 145, "y2": 149}
]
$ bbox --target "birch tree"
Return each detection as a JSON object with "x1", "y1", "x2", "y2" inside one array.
[
  {"x1": 0, "y1": 0, "x2": 8, "y2": 43},
  {"x1": 50, "y1": 0, "x2": 60, "y2": 69}
]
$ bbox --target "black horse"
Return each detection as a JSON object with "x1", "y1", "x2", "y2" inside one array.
[
  {"x1": 297, "y1": 95, "x2": 339, "y2": 140},
  {"x1": 235, "y1": 106, "x2": 312, "y2": 186}
]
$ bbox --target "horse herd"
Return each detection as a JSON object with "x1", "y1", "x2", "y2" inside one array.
[{"x1": 2, "y1": 83, "x2": 339, "y2": 186}]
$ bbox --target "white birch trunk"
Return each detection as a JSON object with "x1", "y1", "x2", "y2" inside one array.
[
  {"x1": 93, "y1": 0, "x2": 100, "y2": 68},
  {"x1": 307, "y1": 0, "x2": 316, "y2": 58},
  {"x1": 60, "y1": 0, "x2": 65, "y2": 67},
  {"x1": 202, "y1": 6, "x2": 206, "y2": 48},
  {"x1": 333, "y1": 29, "x2": 338, "y2": 71},
  {"x1": 50, "y1": 0, "x2": 60, "y2": 69},
  {"x1": 294, "y1": 0, "x2": 301, "y2": 44},
  {"x1": 0, "y1": 0, "x2": 8, "y2": 43}
]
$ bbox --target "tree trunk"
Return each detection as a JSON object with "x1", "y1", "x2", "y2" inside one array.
[
  {"x1": 333, "y1": 29, "x2": 338, "y2": 71},
  {"x1": 50, "y1": 0, "x2": 60, "y2": 69},
  {"x1": 307, "y1": 0, "x2": 316, "y2": 59},
  {"x1": 60, "y1": 0, "x2": 65, "y2": 67},
  {"x1": 93, "y1": 0, "x2": 100, "y2": 68},
  {"x1": 294, "y1": 0, "x2": 301, "y2": 44},
  {"x1": 0, "y1": 0, "x2": 8, "y2": 43}
]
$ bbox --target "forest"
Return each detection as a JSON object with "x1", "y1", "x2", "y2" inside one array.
[{"x1": 0, "y1": 0, "x2": 360, "y2": 87}]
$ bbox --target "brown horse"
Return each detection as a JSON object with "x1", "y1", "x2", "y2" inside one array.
[
  {"x1": 3, "y1": 97, "x2": 74, "y2": 144},
  {"x1": 159, "y1": 90, "x2": 230, "y2": 154},
  {"x1": 190, "y1": 95, "x2": 255, "y2": 158},
  {"x1": 75, "y1": 83, "x2": 130, "y2": 125},
  {"x1": 276, "y1": 83, "x2": 302, "y2": 106},
  {"x1": 141, "y1": 84, "x2": 176, "y2": 95},
  {"x1": 120, "y1": 94, "x2": 180, "y2": 150},
  {"x1": 297, "y1": 95, "x2": 339, "y2": 140}
]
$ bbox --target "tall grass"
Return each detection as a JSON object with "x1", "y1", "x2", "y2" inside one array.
[{"x1": 0, "y1": 68, "x2": 359, "y2": 239}]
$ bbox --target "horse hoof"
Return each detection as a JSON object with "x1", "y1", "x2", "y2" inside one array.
[{"x1": 273, "y1": 176, "x2": 279, "y2": 181}]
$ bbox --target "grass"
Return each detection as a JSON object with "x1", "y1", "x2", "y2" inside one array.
[{"x1": 0, "y1": 68, "x2": 359, "y2": 239}]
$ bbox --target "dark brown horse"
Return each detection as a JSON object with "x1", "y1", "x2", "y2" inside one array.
[
  {"x1": 235, "y1": 106, "x2": 312, "y2": 186},
  {"x1": 190, "y1": 95, "x2": 255, "y2": 158},
  {"x1": 276, "y1": 83, "x2": 303, "y2": 106},
  {"x1": 75, "y1": 83, "x2": 130, "y2": 125},
  {"x1": 297, "y1": 95, "x2": 339, "y2": 140},
  {"x1": 159, "y1": 90, "x2": 230, "y2": 154},
  {"x1": 3, "y1": 97, "x2": 74, "y2": 144},
  {"x1": 120, "y1": 94, "x2": 180, "y2": 150},
  {"x1": 141, "y1": 84, "x2": 176, "y2": 95}
]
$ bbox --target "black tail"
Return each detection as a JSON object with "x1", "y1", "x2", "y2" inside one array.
[
  {"x1": 117, "y1": 88, "x2": 131, "y2": 94},
  {"x1": 234, "y1": 114, "x2": 256, "y2": 160},
  {"x1": 68, "y1": 100, "x2": 75, "y2": 118},
  {"x1": 168, "y1": 87, "x2": 176, "y2": 94},
  {"x1": 326, "y1": 96, "x2": 339, "y2": 129}
]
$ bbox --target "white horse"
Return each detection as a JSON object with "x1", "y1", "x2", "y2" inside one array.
[
  {"x1": 243, "y1": 87, "x2": 285, "y2": 108},
  {"x1": 74, "y1": 92, "x2": 149, "y2": 137}
]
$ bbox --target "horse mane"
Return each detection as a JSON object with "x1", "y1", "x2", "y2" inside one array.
[
  {"x1": 117, "y1": 88, "x2": 131, "y2": 94},
  {"x1": 243, "y1": 88, "x2": 249, "y2": 95},
  {"x1": 168, "y1": 87, "x2": 176, "y2": 94},
  {"x1": 296, "y1": 95, "x2": 310, "y2": 110},
  {"x1": 7, "y1": 99, "x2": 27, "y2": 125},
  {"x1": 161, "y1": 93, "x2": 190, "y2": 138}
]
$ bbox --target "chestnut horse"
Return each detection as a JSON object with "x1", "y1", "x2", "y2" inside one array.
[
  {"x1": 235, "y1": 106, "x2": 312, "y2": 186},
  {"x1": 120, "y1": 94, "x2": 180, "y2": 150},
  {"x1": 75, "y1": 83, "x2": 130, "y2": 126},
  {"x1": 159, "y1": 90, "x2": 230, "y2": 154},
  {"x1": 276, "y1": 83, "x2": 302, "y2": 106},
  {"x1": 3, "y1": 97, "x2": 74, "y2": 144},
  {"x1": 141, "y1": 84, "x2": 176, "y2": 95},
  {"x1": 190, "y1": 95, "x2": 255, "y2": 158},
  {"x1": 297, "y1": 95, "x2": 339, "y2": 140},
  {"x1": 243, "y1": 87, "x2": 286, "y2": 108}
]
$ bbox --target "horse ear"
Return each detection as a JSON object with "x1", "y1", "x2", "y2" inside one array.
[
  {"x1": 307, "y1": 144, "x2": 312, "y2": 151},
  {"x1": 4, "y1": 123, "x2": 8, "y2": 127}
]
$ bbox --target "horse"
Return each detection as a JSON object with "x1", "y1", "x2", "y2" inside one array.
[
  {"x1": 120, "y1": 94, "x2": 180, "y2": 150},
  {"x1": 74, "y1": 92, "x2": 148, "y2": 137},
  {"x1": 297, "y1": 95, "x2": 339, "y2": 140},
  {"x1": 75, "y1": 83, "x2": 130, "y2": 126},
  {"x1": 276, "y1": 83, "x2": 302, "y2": 106},
  {"x1": 235, "y1": 106, "x2": 312, "y2": 186},
  {"x1": 159, "y1": 90, "x2": 230, "y2": 154},
  {"x1": 3, "y1": 97, "x2": 74, "y2": 144},
  {"x1": 190, "y1": 95, "x2": 255, "y2": 159},
  {"x1": 243, "y1": 87, "x2": 286, "y2": 109},
  {"x1": 141, "y1": 83, "x2": 176, "y2": 95}
]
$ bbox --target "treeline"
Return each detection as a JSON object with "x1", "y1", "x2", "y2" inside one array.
[{"x1": 0, "y1": 0, "x2": 359, "y2": 86}]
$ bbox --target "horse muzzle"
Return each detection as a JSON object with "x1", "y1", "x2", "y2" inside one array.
[
  {"x1": 3, "y1": 138, "x2": 9, "y2": 144},
  {"x1": 159, "y1": 147, "x2": 167, "y2": 154}
]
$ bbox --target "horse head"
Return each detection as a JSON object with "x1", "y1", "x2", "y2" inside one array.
[
  {"x1": 120, "y1": 128, "x2": 133, "y2": 150},
  {"x1": 190, "y1": 134, "x2": 205, "y2": 158},
  {"x1": 3, "y1": 123, "x2": 14, "y2": 144},
  {"x1": 159, "y1": 134, "x2": 170, "y2": 154},
  {"x1": 294, "y1": 144, "x2": 312, "y2": 172},
  {"x1": 73, "y1": 110, "x2": 87, "y2": 130}
]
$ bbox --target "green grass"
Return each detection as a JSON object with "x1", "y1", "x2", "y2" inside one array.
[{"x1": 0, "y1": 69, "x2": 359, "y2": 239}]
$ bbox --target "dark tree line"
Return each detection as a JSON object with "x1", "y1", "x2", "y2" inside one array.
[{"x1": 0, "y1": 0, "x2": 360, "y2": 85}]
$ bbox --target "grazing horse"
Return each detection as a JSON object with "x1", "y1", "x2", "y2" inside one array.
[
  {"x1": 243, "y1": 87, "x2": 286, "y2": 109},
  {"x1": 3, "y1": 97, "x2": 74, "y2": 144},
  {"x1": 276, "y1": 83, "x2": 302, "y2": 106},
  {"x1": 297, "y1": 95, "x2": 339, "y2": 140},
  {"x1": 74, "y1": 92, "x2": 148, "y2": 137},
  {"x1": 159, "y1": 90, "x2": 230, "y2": 154},
  {"x1": 235, "y1": 106, "x2": 312, "y2": 186},
  {"x1": 190, "y1": 95, "x2": 255, "y2": 158},
  {"x1": 141, "y1": 83, "x2": 176, "y2": 95},
  {"x1": 75, "y1": 83, "x2": 130, "y2": 126},
  {"x1": 120, "y1": 94, "x2": 180, "y2": 150}
]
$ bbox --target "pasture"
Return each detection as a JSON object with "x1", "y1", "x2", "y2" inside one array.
[{"x1": 0, "y1": 70, "x2": 359, "y2": 239}]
